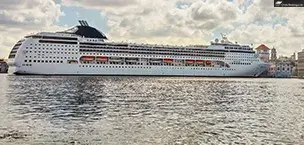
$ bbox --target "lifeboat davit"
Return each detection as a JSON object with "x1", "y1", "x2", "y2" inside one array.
[{"x1": 81, "y1": 56, "x2": 95, "y2": 61}]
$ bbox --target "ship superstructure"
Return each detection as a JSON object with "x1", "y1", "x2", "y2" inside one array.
[{"x1": 7, "y1": 21, "x2": 267, "y2": 77}]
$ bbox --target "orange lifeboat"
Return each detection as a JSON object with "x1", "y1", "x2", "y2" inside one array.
[
  {"x1": 96, "y1": 56, "x2": 108, "y2": 62},
  {"x1": 196, "y1": 60, "x2": 204, "y2": 64},
  {"x1": 206, "y1": 60, "x2": 212, "y2": 65},
  {"x1": 186, "y1": 60, "x2": 195, "y2": 64},
  {"x1": 81, "y1": 56, "x2": 95, "y2": 61},
  {"x1": 164, "y1": 58, "x2": 173, "y2": 63}
]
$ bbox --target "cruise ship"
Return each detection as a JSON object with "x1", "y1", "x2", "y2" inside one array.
[{"x1": 7, "y1": 20, "x2": 267, "y2": 77}]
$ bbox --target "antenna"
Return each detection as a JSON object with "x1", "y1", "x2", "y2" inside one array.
[{"x1": 221, "y1": 33, "x2": 226, "y2": 39}]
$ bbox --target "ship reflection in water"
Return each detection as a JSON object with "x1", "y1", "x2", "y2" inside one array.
[{"x1": 0, "y1": 75, "x2": 303, "y2": 144}]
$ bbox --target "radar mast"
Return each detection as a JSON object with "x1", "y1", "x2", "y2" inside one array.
[{"x1": 220, "y1": 33, "x2": 232, "y2": 44}]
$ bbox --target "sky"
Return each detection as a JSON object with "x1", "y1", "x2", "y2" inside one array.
[{"x1": 0, "y1": 0, "x2": 303, "y2": 58}]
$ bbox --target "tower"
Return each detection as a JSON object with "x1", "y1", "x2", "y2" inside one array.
[{"x1": 271, "y1": 47, "x2": 277, "y2": 62}]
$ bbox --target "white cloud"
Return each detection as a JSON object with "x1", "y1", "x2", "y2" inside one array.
[
  {"x1": 62, "y1": 0, "x2": 240, "y2": 46},
  {"x1": 1, "y1": 0, "x2": 303, "y2": 58},
  {"x1": 229, "y1": 0, "x2": 304, "y2": 56},
  {"x1": 60, "y1": 0, "x2": 301, "y2": 57},
  {"x1": 0, "y1": 0, "x2": 65, "y2": 58},
  {"x1": 61, "y1": 0, "x2": 138, "y2": 8}
]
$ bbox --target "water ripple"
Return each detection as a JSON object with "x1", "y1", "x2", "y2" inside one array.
[{"x1": 0, "y1": 75, "x2": 303, "y2": 144}]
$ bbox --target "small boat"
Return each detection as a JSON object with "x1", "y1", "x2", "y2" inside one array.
[
  {"x1": 109, "y1": 57, "x2": 123, "y2": 62},
  {"x1": 186, "y1": 60, "x2": 195, "y2": 64},
  {"x1": 80, "y1": 56, "x2": 95, "y2": 61},
  {"x1": 125, "y1": 58, "x2": 138, "y2": 63},
  {"x1": 164, "y1": 58, "x2": 173, "y2": 63},
  {"x1": 109, "y1": 59, "x2": 123, "y2": 62},
  {"x1": 196, "y1": 60, "x2": 205, "y2": 64},
  {"x1": 96, "y1": 56, "x2": 108, "y2": 62},
  {"x1": 68, "y1": 60, "x2": 78, "y2": 64},
  {"x1": 149, "y1": 59, "x2": 162, "y2": 63}
]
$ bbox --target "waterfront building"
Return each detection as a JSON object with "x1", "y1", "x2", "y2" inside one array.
[
  {"x1": 268, "y1": 61, "x2": 293, "y2": 78},
  {"x1": 274, "y1": 61, "x2": 293, "y2": 78},
  {"x1": 255, "y1": 44, "x2": 271, "y2": 77},
  {"x1": 0, "y1": 59, "x2": 8, "y2": 73},
  {"x1": 290, "y1": 52, "x2": 296, "y2": 61},
  {"x1": 268, "y1": 64, "x2": 276, "y2": 77},
  {"x1": 256, "y1": 44, "x2": 270, "y2": 63},
  {"x1": 298, "y1": 49, "x2": 304, "y2": 78},
  {"x1": 266, "y1": 48, "x2": 296, "y2": 78},
  {"x1": 292, "y1": 61, "x2": 298, "y2": 77}
]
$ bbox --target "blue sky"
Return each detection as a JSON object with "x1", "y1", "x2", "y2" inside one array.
[{"x1": 56, "y1": 4, "x2": 109, "y2": 33}]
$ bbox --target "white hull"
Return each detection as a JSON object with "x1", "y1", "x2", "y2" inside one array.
[{"x1": 8, "y1": 63, "x2": 266, "y2": 77}]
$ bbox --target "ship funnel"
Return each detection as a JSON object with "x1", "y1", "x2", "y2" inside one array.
[
  {"x1": 79, "y1": 20, "x2": 82, "y2": 25},
  {"x1": 83, "y1": 20, "x2": 89, "y2": 26},
  {"x1": 78, "y1": 20, "x2": 90, "y2": 26}
]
